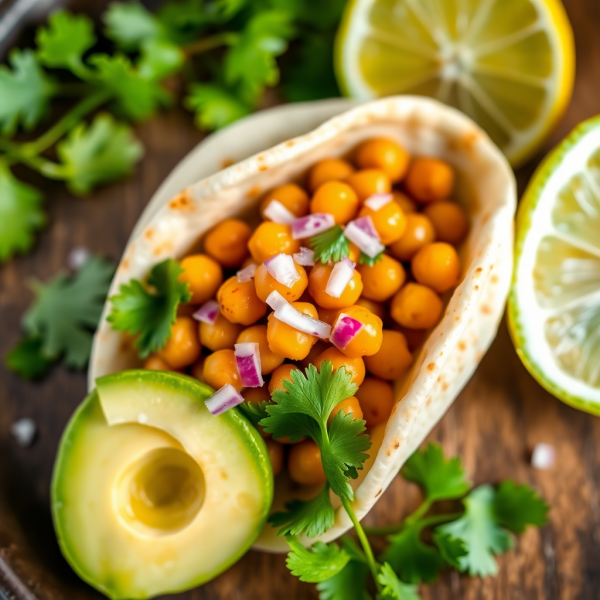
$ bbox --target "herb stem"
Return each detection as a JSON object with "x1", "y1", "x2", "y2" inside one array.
[
  {"x1": 363, "y1": 510, "x2": 464, "y2": 536},
  {"x1": 183, "y1": 32, "x2": 238, "y2": 57},
  {"x1": 405, "y1": 498, "x2": 432, "y2": 525},
  {"x1": 19, "y1": 154, "x2": 66, "y2": 180},
  {"x1": 58, "y1": 82, "x2": 95, "y2": 97}
]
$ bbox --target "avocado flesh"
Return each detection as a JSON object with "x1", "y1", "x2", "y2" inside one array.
[{"x1": 52, "y1": 371, "x2": 272, "y2": 600}]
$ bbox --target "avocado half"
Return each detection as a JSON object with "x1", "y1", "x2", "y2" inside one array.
[{"x1": 52, "y1": 371, "x2": 273, "y2": 600}]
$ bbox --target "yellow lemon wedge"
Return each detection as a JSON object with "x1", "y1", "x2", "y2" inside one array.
[
  {"x1": 509, "y1": 116, "x2": 600, "y2": 415},
  {"x1": 335, "y1": 0, "x2": 575, "y2": 167}
]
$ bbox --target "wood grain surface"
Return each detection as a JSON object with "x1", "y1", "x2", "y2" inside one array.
[{"x1": 2, "y1": 0, "x2": 600, "y2": 598}]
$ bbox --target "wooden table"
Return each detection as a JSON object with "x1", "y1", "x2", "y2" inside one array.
[{"x1": 1, "y1": 0, "x2": 600, "y2": 597}]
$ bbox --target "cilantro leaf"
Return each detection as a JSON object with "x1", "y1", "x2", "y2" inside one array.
[
  {"x1": 36, "y1": 11, "x2": 96, "y2": 70},
  {"x1": 5, "y1": 336, "x2": 54, "y2": 380},
  {"x1": 103, "y1": 2, "x2": 161, "y2": 50},
  {"x1": 268, "y1": 0, "x2": 346, "y2": 30},
  {"x1": 359, "y1": 251, "x2": 384, "y2": 267},
  {"x1": 138, "y1": 39, "x2": 184, "y2": 80},
  {"x1": 238, "y1": 400, "x2": 270, "y2": 425},
  {"x1": 0, "y1": 161, "x2": 45, "y2": 262},
  {"x1": 0, "y1": 49, "x2": 56, "y2": 135},
  {"x1": 402, "y1": 444, "x2": 470, "y2": 503},
  {"x1": 286, "y1": 537, "x2": 350, "y2": 583},
  {"x1": 269, "y1": 484, "x2": 335, "y2": 538},
  {"x1": 436, "y1": 485, "x2": 513, "y2": 577},
  {"x1": 156, "y1": 0, "x2": 211, "y2": 44},
  {"x1": 56, "y1": 113, "x2": 143, "y2": 195},
  {"x1": 23, "y1": 256, "x2": 115, "y2": 368},
  {"x1": 107, "y1": 258, "x2": 191, "y2": 359},
  {"x1": 185, "y1": 83, "x2": 251, "y2": 130},
  {"x1": 493, "y1": 480, "x2": 549, "y2": 534},
  {"x1": 377, "y1": 563, "x2": 421, "y2": 600},
  {"x1": 431, "y1": 532, "x2": 467, "y2": 569},
  {"x1": 310, "y1": 226, "x2": 350, "y2": 264}
]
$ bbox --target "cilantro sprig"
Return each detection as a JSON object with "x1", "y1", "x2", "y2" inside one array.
[{"x1": 309, "y1": 225, "x2": 351, "y2": 264}]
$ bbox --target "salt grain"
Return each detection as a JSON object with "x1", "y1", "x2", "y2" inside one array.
[{"x1": 11, "y1": 418, "x2": 36, "y2": 447}]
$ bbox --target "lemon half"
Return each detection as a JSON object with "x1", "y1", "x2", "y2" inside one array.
[
  {"x1": 335, "y1": 0, "x2": 575, "y2": 167},
  {"x1": 509, "y1": 116, "x2": 600, "y2": 415}
]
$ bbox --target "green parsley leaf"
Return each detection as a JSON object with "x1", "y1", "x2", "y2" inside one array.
[
  {"x1": 268, "y1": 0, "x2": 346, "y2": 30},
  {"x1": 402, "y1": 443, "x2": 471, "y2": 503},
  {"x1": 103, "y1": 2, "x2": 161, "y2": 50},
  {"x1": 138, "y1": 39, "x2": 184, "y2": 80},
  {"x1": 359, "y1": 251, "x2": 384, "y2": 267},
  {"x1": 0, "y1": 49, "x2": 56, "y2": 135},
  {"x1": 316, "y1": 538, "x2": 372, "y2": 600},
  {"x1": 436, "y1": 485, "x2": 513, "y2": 577},
  {"x1": 107, "y1": 258, "x2": 191, "y2": 359},
  {"x1": 269, "y1": 483, "x2": 335, "y2": 538},
  {"x1": 286, "y1": 537, "x2": 350, "y2": 583},
  {"x1": 310, "y1": 226, "x2": 350, "y2": 264},
  {"x1": 22, "y1": 256, "x2": 115, "y2": 368},
  {"x1": 431, "y1": 531, "x2": 467, "y2": 569},
  {"x1": 0, "y1": 161, "x2": 45, "y2": 262},
  {"x1": 5, "y1": 336, "x2": 54, "y2": 380},
  {"x1": 238, "y1": 400, "x2": 270, "y2": 425},
  {"x1": 156, "y1": 0, "x2": 210, "y2": 44},
  {"x1": 56, "y1": 113, "x2": 143, "y2": 195},
  {"x1": 493, "y1": 480, "x2": 549, "y2": 534},
  {"x1": 377, "y1": 563, "x2": 421, "y2": 600},
  {"x1": 36, "y1": 11, "x2": 96, "y2": 70},
  {"x1": 185, "y1": 83, "x2": 251, "y2": 130}
]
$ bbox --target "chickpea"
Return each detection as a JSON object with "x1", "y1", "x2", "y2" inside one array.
[
  {"x1": 348, "y1": 243, "x2": 361, "y2": 262},
  {"x1": 288, "y1": 440, "x2": 327, "y2": 486},
  {"x1": 355, "y1": 377, "x2": 394, "y2": 427},
  {"x1": 332, "y1": 305, "x2": 383, "y2": 358},
  {"x1": 363, "y1": 330, "x2": 412, "y2": 380},
  {"x1": 346, "y1": 169, "x2": 391, "y2": 203},
  {"x1": 313, "y1": 347, "x2": 366, "y2": 386},
  {"x1": 412, "y1": 242, "x2": 461, "y2": 293},
  {"x1": 423, "y1": 202, "x2": 469, "y2": 246},
  {"x1": 357, "y1": 255, "x2": 406, "y2": 302},
  {"x1": 389, "y1": 214, "x2": 436, "y2": 262},
  {"x1": 390, "y1": 283, "x2": 443, "y2": 329},
  {"x1": 404, "y1": 157, "x2": 454, "y2": 203},
  {"x1": 393, "y1": 191, "x2": 417, "y2": 214},
  {"x1": 355, "y1": 138, "x2": 410, "y2": 182},
  {"x1": 310, "y1": 181, "x2": 359, "y2": 225},
  {"x1": 203, "y1": 349, "x2": 242, "y2": 391},
  {"x1": 254, "y1": 261, "x2": 308, "y2": 303},
  {"x1": 267, "y1": 302, "x2": 319, "y2": 360},
  {"x1": 397, "y1": 326, "x2": 429, "y2": 351},
  {"x1": 268, "y1": 364, "x2": 301, "y2": 394},
  {"x1": 328, "y1": 396, "x2": 363, "y2": 425},
  {"x1": 217, "y1": 276, "x2": 267, "y2": 326},
  {"x1": 248, "y1": 222, "x2": 300, "y2": 264},
  {"x1": 179, "y1": 254, "x2": 223, "y2": 304},
  {"x1": 300, "y1": 340, "x2": 329, "y2": 369},
  {"x1": 359, "y1": 200, "x2": 406, "y2": 245},
  {"x1": 190, "y1": 356, "x2": 206, "y2": 381},
  {"x1": 143, "y1": 355, "x2": 175, "y2": 371},
  {"x1": 308, "y1": 262, "x2": 363, "y2": 309},
  {"x1": 200, "y1": 313, "x2": 243, "y2": 352},
  {"x1": 204, "y1": 219, "x2": 252, "y2": 268},
  {"x1": 237, "y1": 325, "x2": 285, "y2": 375},
  {"x1": 355, "y1": 297, "x2": 386, "y2": 321},
  {"x1": 264, "y1": 438, "x2": 284, "y2": 476},
  {"x1": 158, "y1": 316, "x2": 201, "y2": 369},
  {"x1": 260, "y1": 183, "x2": 310, "y2": 220},
  {"x1": 242, "y1": 386, "x2": 270, "y2": 405},
  {"x1": 307, "y1": 158, "x2": 355, "y2": 192}
]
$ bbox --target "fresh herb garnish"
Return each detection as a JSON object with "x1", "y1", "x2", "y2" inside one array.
[
  {"x1": 309, "y1": 225, "x2": 351, "y2": 264},
  {"x1": 359, "y1": 251, "x2": 384, "y2": 266},
  {"x1": 107, "y1": 258, "x2": 191, "y2": 359},
  {"x1": 286, "y1": 536, "x2": 350, "y2": 583},
  {"x1": 238, "y1": 400, "x2": 270, "y2": 425}
]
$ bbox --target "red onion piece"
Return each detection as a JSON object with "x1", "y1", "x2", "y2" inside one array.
[
  {"x1": 237, "y1": 263, "x2": 257, "y2": 282},
  {"x1": 273, "y1": 302, "x2": 332, "y2": 340},
  {"x1": 234, "y1": 342, "x2": 264, "y2": 387},
  {"x1": 263, "y1": 200, "x2": 296, "y2": 225},
  {"x1": 291, "y1": 213, "x2": 335, "y2": 239},
  {"x1": 326, "y1": 258, "x2": 356, "y2": 298},
  {"x1": 205, "y1": 384, "x2": 245, "y2": 416},
  {"x1": 265, "y1": 290, "x2": 288, "y2": 312},
  {"x1": 330, "y1": 313, "x2": 364, "y2": 350},
  {"x1": 293, "y1": 247, "x2": 315, "y2": 266},
  {"x1": 193, "y1": 300, "x2": 220, "y2": 325},
  {"x1": 364, "y1": 193, "x2": 394, "y2": 211},
  {"x1": 344, "y1": 217, "x2": 385, "y2": 258},
  {"x1": 264, "y1": 253, "x2": 300, "y2": 288}
]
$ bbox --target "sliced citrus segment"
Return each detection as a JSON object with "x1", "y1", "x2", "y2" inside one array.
[
  {"x1": 509, "y1": 116, "x2": 600, "y2": 414},
  {"x1": 336, "y1": 0, "x2": 575, "y2": 166}
]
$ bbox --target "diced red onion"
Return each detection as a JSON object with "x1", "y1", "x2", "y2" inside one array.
[
  {"x1": 193, "y1": 300, "x2": 220, "y2": 325},
  {"x1": 364, "y1": 193, "x2": 393, "y2": 211},
  {"x1": 205, "y1": 384, "x2": 245, "y2": 416},
  {"x1": 264, "y1": 253, "x2": 300, "y2": 288},
  {"x1": 273, "y1": 302, "x2": 332, "y2": 340},
  {"x1": 291, "y1": 213, "x2": 335, "y2": 239},
  {"x1": 293, "y1": 247, "x2": 315, "y2": 266},
  {"x1": 330, "y1": 313, "x2": 364, "y2": 350},
  {"x1": 234, "y1": 342, "x2": 264, "y2": 388},
  {"x1": 265, "y1": 290, "x2": 288, "y2": 312},
  {"x1": 326, "y1": 258, "x2": 356, "y2": 298},
  {"x1": 263, "y1": 200, "x2": 296, "y2": 225},
  {"x1": 237, "y1": 263, "x2": 256, "y2": 282},
  {"x1": 344, "y1": 217, "x2": 385, "y2": 258}
]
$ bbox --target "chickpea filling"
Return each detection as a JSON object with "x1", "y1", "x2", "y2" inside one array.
[
  {"x1": 115, "y1": 447, "x2": 205, "y2": 535},
  {"x1": 139, "y1": 138, "x2": 469, "y2": 487}
]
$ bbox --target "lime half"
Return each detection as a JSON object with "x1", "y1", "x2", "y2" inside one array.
[{"x1": 509, "y1": 116, "x2": 600, "y2": 414}]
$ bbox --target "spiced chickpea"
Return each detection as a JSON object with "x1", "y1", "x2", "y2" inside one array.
[
  {"x1": 327, "y1": 396, "x2": 363, "y2": 425},
  {"x1": 412, "y1": 242, "x2": 461, "y2": 293},
  {"x1": 390, "y1": 283, "x2": 443, "y2": 329},
  {"x1": 332, "y1": 305, "x2": 383, "y2": 358},
  {"x1": 237, "y1": 325, "x2": 285, "y2": 375},
  {"x1": 267, "y1": 302, "x2": 319, "y2": 360},
  {"x1": 404, "y1": 157, "x2": 454, "y2": 203},
  {"x1": 260, "y1": 183, "x2": 310, "y2": 219},
  {"x1": 268, "y1": 364, "x2": 301, "y2": 394},
  {"x1": 346, "y1": 169, "x2": 391, "y2": 203},
  {"x1": 389, "y1": 214, "x2": 436, "y2": 262},
  {"x1": 310, "y1": 181, "x2": 359, "y2": 225},
  {"x1": 357, "y1": 254, "x2": 406, "y2": 302},
  {"x1": 363, "y1": 330, "x2": 412, "y2": 380},
  {"x1": 313, "y1": 347, "x2": 366, "y2": 386},
  {"x1": 248, "y1": 223, "x2": 300, "y2": 263},
  {"x1": 179, "y1": 254, "x2": 223, "y2": 304},
  {"x1": 355, "y1": 378, "x2": 394, "y2": 427},
  {"x1": 203, "y1": 349, "x2": 243, "y2": 391},
  {"x1": 204, "y1": 219, "x2": 252, "y2": 268},
  {"x1": 200, "y1": 313, "x2": 243, "y2": 351},
  {"x1": 308, "y1": 262, "x2": 363, "y2": 309},
  {"x1": 254, "y1": 261, "x2": 308, "y2": 303},
  {"x1": 217, "y1": 276, "x2": 267, "y2": 326},
  {"x1": 355, "y1": 138, "x2": 410, "y2": 182},
  {"x1": 307, "y1": 158, "x2": 355, "y2": 192},
  {"x1": 288, "y1": 440, "x2": 327, "y2": 486},
  {"x1": 157, "y1": 316, "x2": 201, "y2": 369},
  {"x1": 423, "y1": 202, "x2": 469, "y2": 245}
]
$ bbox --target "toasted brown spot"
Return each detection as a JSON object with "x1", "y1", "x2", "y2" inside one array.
[
  {"x1": 475, "y1": 267, "x2": 483, "y2": 276},
  {"x1": 476, "y1": 351, "x2": 484, "y2": 361},
  {"x1": 491, "y1": 274, "x2": 499, "y2": 284},
  {"x1": 442, "y1": 381, "x2": 449, "y2": 391},
  {"x1": 258, "y1": 164, "x2": 268, "y2": 172},
  {"x1": 481, "y1": 304, "x2": 492, "y2": 315},
  {"x1": 286, "y1": 140, "x2": 295, "y2": 147},
  {"x1": 393, "y1": 441, "x2": 400, "y2": 450},
  {"x1": 455, "y1": 316, "x2": 461, "y2": 322},
  {"x1": 425, "y1": 396, "x2": 432, "y2": 407},
  {"x1": 247, "y1": 185, "x2": 261, "y2": 198},
  {"x1": 375, "y1": 489, "x2": 383, "y2": 498},
  {"x1": 482, "y1": 211, "x2": 491, "y2": 224},
  {"x1": 462, "y1": 130, "x2": 480, "y2": 151},
  {"x1": 458, "y1": 341, "x2": 467, "y2": 351},
  {"x1": 221, "y1": 157, "x2": 235, "y2": 169},
  {"x1": 169, "y1": 192, "x2": 194, "y2": 212},
  {"x1": 474, "y1": 285, "x2": 479, "y2": 291},
  {"x1": 153, "y1": 241, "x2": 174, "y2": 256},
  {"x1": 427, "y1": 362, "x2": 435, "y2": 371},
  {"x1": 119, "y1": 258, "x2": 130, "y2": 271}
]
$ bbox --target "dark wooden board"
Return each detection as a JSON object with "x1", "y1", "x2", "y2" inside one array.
[{"x1": 2, "y1": 0, "x2": 600, "y2": 597}]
